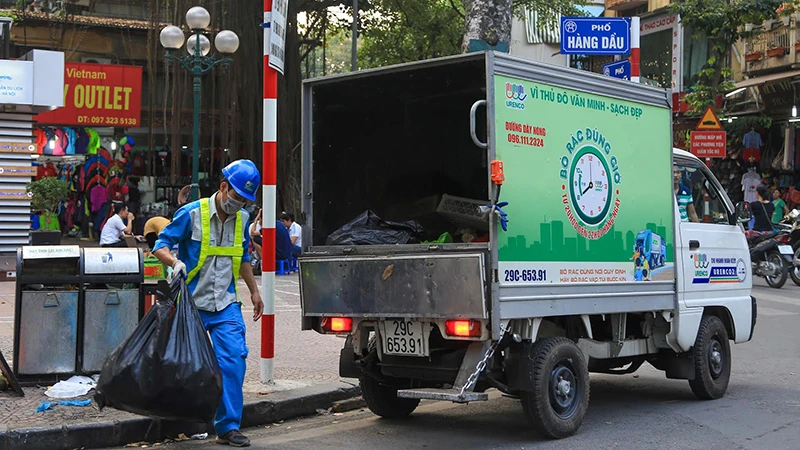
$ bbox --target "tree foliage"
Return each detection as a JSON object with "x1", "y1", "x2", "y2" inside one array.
[
  {"x1": 669, "y1": 0, "x2": 790, "y2": 114},
  {"x1": 357, "y1": 0, "x2": 464, "y2": 69},
  {"x1": 331, "y1": 0, "x2": 586, "y2": 69}
]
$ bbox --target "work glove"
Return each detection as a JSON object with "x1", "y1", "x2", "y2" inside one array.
[
  {"x1": 171, "y1": 260, "x2": 187, "y2": 281},
  {"x1": 480, "y1": 202, "x2": 509, "y2": 232}
]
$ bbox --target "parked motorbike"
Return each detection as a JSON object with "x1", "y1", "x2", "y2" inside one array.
[
  {"x1": 748, "y1": 232, "x2": 792, "y2": 288},
  {"x1": 778, "y1": 209, "x2": 800, "y2": 286},
  {"x1": 736, "y1": 202, "x2": 793, "y2": 288}
]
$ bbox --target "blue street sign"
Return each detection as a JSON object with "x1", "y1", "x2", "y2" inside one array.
[
  {"x1": 560, "y1": 17, "x2": 631, "y2": 55},
  {"x1": 602, "y1": 59, "x2": 631, "y2": 80}
]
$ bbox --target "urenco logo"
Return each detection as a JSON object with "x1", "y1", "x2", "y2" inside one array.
[{"x1": 505, "y1": 82, "x2": 527, "y2": 110}]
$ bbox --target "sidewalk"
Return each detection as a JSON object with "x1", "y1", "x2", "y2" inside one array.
[{"x1": 0, "y1": 274, "x2": 361, "y2": 449}]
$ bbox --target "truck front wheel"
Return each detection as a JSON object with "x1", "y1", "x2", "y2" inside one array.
[
  {"x1": 521, "y1": 337, "x2": 590, "y2": 439},
  {"x1": 689, "y1": 315, "x2": 731, "y2": 400}
]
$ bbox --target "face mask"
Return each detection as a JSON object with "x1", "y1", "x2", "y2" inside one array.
[{"x1": 221, "y1": 188, "x2": 245, "y2": 214}]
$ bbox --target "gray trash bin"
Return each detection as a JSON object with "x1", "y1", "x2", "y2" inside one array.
[
  {"x1": 14, "y1": 246, "x2": 144, "y2": 385},
  {"x1": 80, "y1": 248, "x2": 143, "y2": 373},
  {"x1": 15, "y1": 246, "x2": 82, "y2": 378}
]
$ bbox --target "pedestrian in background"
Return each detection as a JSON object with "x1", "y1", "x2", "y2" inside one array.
[
  {"x1": 773, "y1": 189, "x2": 789, "y2": 225},
  {"x1": 279, "y1": 212, "x2": 302, "y2": 257},
  {"x1": 100, "y1": 203, "x2": 133, "y2": 248}
]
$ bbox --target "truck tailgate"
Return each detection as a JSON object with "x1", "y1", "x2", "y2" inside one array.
[{"x1": 299, "y1": 252, "x2": 487, "y2": 319}]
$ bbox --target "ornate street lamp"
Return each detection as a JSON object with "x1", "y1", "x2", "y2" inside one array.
[{"x1": 159, "y1": 6, "x2": 240, "y2": 202}]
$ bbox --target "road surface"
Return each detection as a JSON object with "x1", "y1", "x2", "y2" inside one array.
[{"x1": 118, "y1": 279, "x2": 800, "y2": 450}]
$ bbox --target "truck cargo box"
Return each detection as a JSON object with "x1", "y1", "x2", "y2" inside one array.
[{"x1": 300, "y1": 52, "x2": 677, "y2": 334}]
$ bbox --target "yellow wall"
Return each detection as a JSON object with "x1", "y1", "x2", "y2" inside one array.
[
  {"x1": 605, "y1": 0, "x2": 674, "y2": 17},
  {"x1": 649, "y1": 0, "x2": 672, "y2": 11}
]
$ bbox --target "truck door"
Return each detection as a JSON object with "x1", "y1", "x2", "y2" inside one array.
[{"x1": 674, "y1": 159, "x2": 752, "y2": 314}]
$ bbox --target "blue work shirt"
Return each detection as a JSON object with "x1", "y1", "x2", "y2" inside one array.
[{"x1": 153, "y1": 193, "x2": 251, "y2": 312}]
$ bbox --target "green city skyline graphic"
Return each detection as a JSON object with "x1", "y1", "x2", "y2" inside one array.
[{"x1": 499, "y1": 219, "x2": 674, "y2": 263}]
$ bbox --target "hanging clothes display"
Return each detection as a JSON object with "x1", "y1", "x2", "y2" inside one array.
[
  {"x1": 64, "y1": 127, "x2": 77, "y2": 155},
  {"x1": 741, "y1": 168, "x2": 761, "y2": 203},
  {"x1": 742, "y1": 129, "x2": 763, "y2": 163},
  {"x1": 87, "y1": 128, "x2": 101, "y2": 154},
  {"x1": 52, "y1": 128, "x2": 67, "y2": 156},
  {"x1": 28, "y1": 129, "x2": 146, "y2": 239},
  {"x1": 33, "y1": 128, "x2": 47, "y2": 154},
  {"x1": 76, "y1": 128, "x2": 90, "y2": 154}
]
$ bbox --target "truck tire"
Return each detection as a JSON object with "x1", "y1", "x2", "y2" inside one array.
[
  {"x1": 689, "y1": 315, "x2": 731, "y2": 400},
  {"x1": 521, "y1": 337, "x2": 590, "y2": 439},
  {"x1": 360, "y1": 337, "x2": 420, "y2": 419}
]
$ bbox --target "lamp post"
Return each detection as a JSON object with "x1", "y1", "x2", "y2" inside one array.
[{"x1": 159, "y1": 6, "x2": 240, "y2": 202}]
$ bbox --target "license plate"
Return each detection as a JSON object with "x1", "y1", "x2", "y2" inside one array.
[
  {"x1": 779, "y1": 245, "x2": 794, "y2": 255},
  {"x1": 380, "y1": 320, "x2": 429, "y2": 357}
]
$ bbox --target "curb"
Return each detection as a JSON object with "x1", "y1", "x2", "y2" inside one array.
[{"x1": 0, "y1": 381, "x2": 361, "y2": 450}]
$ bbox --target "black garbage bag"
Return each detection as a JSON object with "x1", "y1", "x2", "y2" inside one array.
[
  {"x1": 326, "y1": 210, "x2": 424, "y2": 245},
  {"x1": 94, "y1": 277, "x2": 222, "y2": 422}
]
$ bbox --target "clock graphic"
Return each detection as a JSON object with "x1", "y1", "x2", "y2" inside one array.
[{"x1": 569, "y1": 146, "x2": 613, "y2": 226}]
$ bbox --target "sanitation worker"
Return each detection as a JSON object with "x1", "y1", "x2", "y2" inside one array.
[{"x1": 153, "y1": 159, "x2": 264, "y2": 447}]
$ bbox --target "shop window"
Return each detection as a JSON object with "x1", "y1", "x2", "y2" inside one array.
[
  {"x1": 640, "y1": 29, "x2": 672, "y2": 89},
  {"x1": 683, "y1": 26, "x2": 717, "y2": 90}
]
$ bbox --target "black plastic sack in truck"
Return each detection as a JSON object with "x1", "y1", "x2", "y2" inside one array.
[
  {"x1": 94, "y1": 277, "x2": 222, "y2": 422},
  {"x1": 326, "y1": 210, "x2": 424, "y2": 245}
]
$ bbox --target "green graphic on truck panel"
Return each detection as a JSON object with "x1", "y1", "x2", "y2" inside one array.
[{"x1": 495, "y1": 76, "x2": 674, "y2": 283}]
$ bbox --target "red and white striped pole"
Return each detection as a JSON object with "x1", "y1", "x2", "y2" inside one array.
[
  {"x1": 630, "y1": 17, "x2": 640, "y2": 83},
  {"x1": 261, "y1": 0, "x2": 277, "y2": 385}
]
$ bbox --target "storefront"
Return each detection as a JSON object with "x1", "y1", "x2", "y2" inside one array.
[
  {"x1": 32, "y1": 62, "x2": 155, "y2": 239},
  {"x1": 702, "y1": 60, "x2": 800, "y2": 213},
  {"x1": 639, "y1": 12, "x2": 682, "y2": 91}
]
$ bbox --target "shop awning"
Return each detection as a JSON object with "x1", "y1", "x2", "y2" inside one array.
[{"x1": 733, "y1": 70, "x2": 800, "y2": 90}]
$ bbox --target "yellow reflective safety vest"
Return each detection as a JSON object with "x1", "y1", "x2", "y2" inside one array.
[{"x1": 186, "y1": 198, "x2": 244, "y2": 293}]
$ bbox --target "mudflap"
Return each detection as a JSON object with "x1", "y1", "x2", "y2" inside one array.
[
  {"x1": 504, "y1": 342, "x2": 535, "y2": 392},
  {"x1": 339, "y1": 338, "x2": 362, "y2": 379},
  {"x1": 648, "y1": 351, "x2": 695, "y2": 380}
]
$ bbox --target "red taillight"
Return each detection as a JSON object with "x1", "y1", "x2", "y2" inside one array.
[
  {"x1": 321, "y1": 317, "x2": 352, "y2": 333},
  {"x1": 445, "y1": 319, "x2": 481, "y2": 337},
  {"x1": 776, "y1": 234, "x2": 790, "y2": 244}
]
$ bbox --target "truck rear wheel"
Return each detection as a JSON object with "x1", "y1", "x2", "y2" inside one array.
[
  {"x1": 689, "y1": 315, "x2": 731, "y2": 400},
  {"x1": 360, "y1": 337, "x2": 420, "y2": 419},
  {"x1": 360, "y1": 375, "x2": 420, "y2": 419},
  {"x1": 521, "y1": 337, "x2": 590, "y2": 439}
]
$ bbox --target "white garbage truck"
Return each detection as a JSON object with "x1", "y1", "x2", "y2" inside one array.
[{"x1": 298, "y1": 52, "x2": 756, "y2": 438}]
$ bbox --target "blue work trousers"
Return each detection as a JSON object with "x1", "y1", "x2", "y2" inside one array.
[{"x1": 198, "y1": 303, "x2": 248, "y2": 436}]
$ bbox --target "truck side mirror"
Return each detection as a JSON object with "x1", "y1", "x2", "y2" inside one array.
[{"x1": 735, "y1": 201, "x2": 751, "y2": 224}]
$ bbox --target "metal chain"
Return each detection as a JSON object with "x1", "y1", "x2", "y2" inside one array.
[{"x1": 458, "y1": 321, "x2": 509, "y2": 399}]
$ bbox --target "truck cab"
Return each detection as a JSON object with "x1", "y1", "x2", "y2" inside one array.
[{"x1": 298, "y1": 52, "x2": 754, "y2": 439}]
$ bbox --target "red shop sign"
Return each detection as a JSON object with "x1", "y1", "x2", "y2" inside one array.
[
  {"x1": 690, "y1": 131, "x2": 727, "y2": 158},
  {"x1": 35, "y1": 63, "x2": 142, "y2": 127}
]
